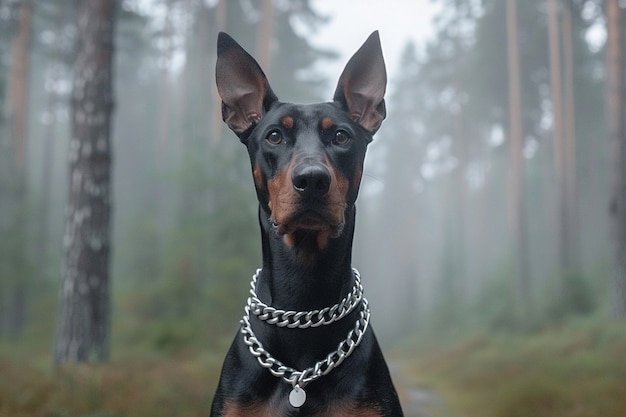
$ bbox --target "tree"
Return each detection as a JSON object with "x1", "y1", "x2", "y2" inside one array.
[
  {"x1": 257, "y1": 0, "x2": 274, "y2": 75},
  {"x1": 364, "y1": 43, "x2": 423, "y2": 331},
  {"x1": 369, "y1": 0, "x2": 607, "y2": 330},
  {"x1": 7, "y1": 0, "x2": 32, "y2": 167},
  {"x1": 562, "y1": 1, "x2": 578, "y2": 256},
  {"x1": 548, "y1": 0, "x2": 582, "y2": 294},
  {"x1": 606, "y1": 0, "x2": 626, "y2": 316},
  {"x1": 547, "y1": 0, "x2": 568, "y2": 277},
  {"x1": 1, "y1": 0, "x2": 33, "y2": 338},
  {"x1": 54, "y1": 0, "x2": 116, "y2": 363},
  {"x1": 506, "y1": 0, "x2": 530, "y2": 313},
  {"x1": 156, "y1": 0, "x2": 173, "y2": 162}
]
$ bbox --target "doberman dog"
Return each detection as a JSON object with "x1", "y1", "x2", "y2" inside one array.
[{"x1": 211, "y1": 31, "x2": 404, "y2": 417}]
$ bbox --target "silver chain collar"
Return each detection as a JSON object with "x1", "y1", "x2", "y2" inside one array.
[
  {"x1": 247, "y1": 268, "x2": 364, "y2": 328},
  {"x1": 239, "y1": 268, "x2": 371, "y2": 408}
]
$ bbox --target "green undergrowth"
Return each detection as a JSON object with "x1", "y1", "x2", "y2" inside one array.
[
  {"x1": 395, "y1": 318, "x2": 626, "y2": 417},
  {"x1": 2, "y1": 317, "x2": 626, "y2": 417},
  {"x1": 0, "y1": 352, "x2": 222, "y2": 417},
  {"x1": 0, "y1": 289, "x2": 233, "y2": 417}
]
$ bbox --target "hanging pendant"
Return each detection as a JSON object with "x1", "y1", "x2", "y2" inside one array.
[{"x1": 289, "y1": 385, "x2": 307, "y2": 408}]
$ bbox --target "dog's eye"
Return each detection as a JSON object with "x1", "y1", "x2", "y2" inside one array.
[
  {"x1": 266, "y1": 130, "x2": 283, "y2": 145},
  {"x1": 333, "y1": 130, "x2": 351, "y2": 145}
]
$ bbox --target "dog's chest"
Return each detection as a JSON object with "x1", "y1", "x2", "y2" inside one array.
[{"x1": 222, "y1": 400, "x2": 382, "y2": 417}]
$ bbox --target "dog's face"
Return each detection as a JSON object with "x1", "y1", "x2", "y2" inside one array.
[
  {"x1": 216, "y1": 32, "x2": 386, "y2": 251},
  {"x1": 243, "y1": 101, "x2": 369, "y2": 250}
]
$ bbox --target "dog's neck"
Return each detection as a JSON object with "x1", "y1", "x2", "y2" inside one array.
[
  {"x1": 256, "y1": 206, "x2": 357, "y2": 312},
  {"x1": 251, "y1": 206, "x2": 361, "y2": 370}
]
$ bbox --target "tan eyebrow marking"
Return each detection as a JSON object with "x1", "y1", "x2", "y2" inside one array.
[
  {"x1": 321, "y1": 116, "x2": 335, "y2": 130},
  {"x1": 281, "y1": 115, "x2": 294, "y2": 129}
]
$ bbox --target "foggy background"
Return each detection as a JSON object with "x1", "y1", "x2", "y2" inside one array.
[{"x1": 1, "y1": 0, "x2": 626, "y2": 416}]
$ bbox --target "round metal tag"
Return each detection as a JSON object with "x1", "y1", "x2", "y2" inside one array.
[{"x1": 289, "y1": 386, "x2": 306, "y2": 408}]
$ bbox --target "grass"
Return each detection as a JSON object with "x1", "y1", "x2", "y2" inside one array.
[
  {"x1": 0, "y1": 352, "x2": 222, "y2": 417},
  {"x1": 0, "y1": 291, "x2": 231, "y2": 417},
  {"x1": 395, "y1": 318, "x2": 626, "y2": 417},
  {"x1": 1, "y1": 317, "x2": 626, "y2": 416}
]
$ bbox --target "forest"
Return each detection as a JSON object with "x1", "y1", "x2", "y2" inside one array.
[{"x1": 1, "y1": 0, "x2": 626, "y2": 416}]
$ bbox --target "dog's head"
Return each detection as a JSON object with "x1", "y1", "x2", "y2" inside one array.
[{"x1": 216, "y1": 32, "x2": 386, "y2": 251}]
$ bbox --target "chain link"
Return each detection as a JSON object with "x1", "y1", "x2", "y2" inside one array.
[
  {"x1": 247, "y1": 268, "x2": 363, "y2": 329},
  {"x1": 241, "y1": 299, "x2": 370, "y2": 389},
  {"x1": 239, "y1": 268, "x2": 371, "y2": 390}
]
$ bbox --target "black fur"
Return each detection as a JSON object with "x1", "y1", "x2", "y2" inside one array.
[{"x1": 211, "y1": 31, "x2": 403, "y2": 417}]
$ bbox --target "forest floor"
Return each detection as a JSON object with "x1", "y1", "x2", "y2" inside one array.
[
  {"x1": 1, "y1": 318, "x2": 625, "y2": 417},
  {"x1": 390, "y1": 317, "x2": 626, "y2": 417},
  {"x1": 391, "y1": 360, "x2": 447, "y2": 417}
]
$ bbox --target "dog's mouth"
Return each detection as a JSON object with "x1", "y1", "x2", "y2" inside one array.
[
  {"x1": 273, "y1": 212, "x2": 332, "y2": 233},
  {"x1": 271, "y1": 210, "x2": 344, "y2": 250}
]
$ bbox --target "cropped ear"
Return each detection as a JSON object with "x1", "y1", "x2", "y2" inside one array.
[
  {"x1": 333, "y1": 31, "x2": 387, "y2": 134},
  {"x1": 215, "y1": 32, "x2": 277, "y2": 137}
]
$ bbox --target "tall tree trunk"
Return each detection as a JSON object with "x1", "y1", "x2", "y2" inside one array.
[
  {"x1": 562, "y1": 0, "x2": 579, "y2": 272},
  {"x1": 257, "y1": 0, "x2": 274, "y2": 76},
  {"x1": 194, "y1": 2, "x2": 211, "y2": 146},
  {"x1": 453, "y1": 81, "x2": 467, "y2": 298},
  {"x1": 506, "y1": 0, "x2": 530, "y2": 312},
  {"x1": 448, "y1": 0, "x2": 467, "y2": 300},
  {"x1": 54, "y1": 0, "x2": 116, "y2": 363},
  {"x1": 211, "y1": 0, "x2": 228, "y2": 143},
  {"x1": 548, "y1": 0, "x2": 571, "y2": 283},
  {"x1": 7, "y1": 0, "x2": 32, "y2": 167},
  {"x1": 157, "y1": 0, "x2": 172, "y2": 162},
  {"x1": 2, "y1": 0, "x2": 33, "y2": 338},
  {"x1": 606, "y1": 0, "x2": 626, "y2": 316},
  {"x1": 37, "y1": 10, "x2": 64, "y2": 287}
]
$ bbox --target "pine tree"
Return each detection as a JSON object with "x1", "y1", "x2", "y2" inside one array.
[
  {"x1": 54, "y1": 0, "x2": 116, "y2": 363},
  {"x1": 606, "y1": 0, "x2": 626, "y2": 316}
]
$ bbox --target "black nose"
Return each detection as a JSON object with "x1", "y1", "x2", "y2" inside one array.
[{"x1": 292, "y1": 164, "x2": 331, "y2": 197}]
